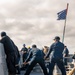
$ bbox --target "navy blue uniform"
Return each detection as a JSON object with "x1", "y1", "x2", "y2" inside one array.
[
  {"x1": 24, "y1": 48, "x2": 48, "y2": 75},
  {"x1": 21, "y1": 47, "x2": 28, "y2": 62},
  {"x1": 46, "y1": 41, "x2": 66, "y2": 75},
  {"x1": 0, "y1": 36, "x2": 16, "y2": 74},
  {"x1": 63, "y1": 47, "x2": 69, "y2": 66}
]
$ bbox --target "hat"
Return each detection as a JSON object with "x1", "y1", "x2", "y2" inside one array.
[
  {"x1": 32, "y1": 44, "x2": 37, "y2": 48},
  {"x1": 54, "y1": 36, "x2": 60, "y2": 40},
  {"x1": 1, "y1": 32, "x2": 6, "y2": 37},
  {"x1": 23, "y1": 44, "x2": 26, "y2": 46},
  {"x1": 28, "y1": 46, "x2": 30, "y2": 48}
]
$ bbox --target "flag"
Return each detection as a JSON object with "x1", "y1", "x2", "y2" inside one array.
[{"x1": 57, "y1": 9, "x2": 67, "y2": 20}]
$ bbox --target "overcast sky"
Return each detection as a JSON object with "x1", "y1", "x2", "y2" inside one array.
[{"x1": 0, "y1": 0, "x2": 75, "y2": 53}]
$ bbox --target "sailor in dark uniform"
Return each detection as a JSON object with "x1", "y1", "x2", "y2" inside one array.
[
  {"x1": 24, "y1": 44, "x2": 48, "y2": 75},
  {"x1": 63, "y1": 46, "x2": 69, "y2": 66},
  {"x1": 21, "y1": 44, "x2": 28, "y2": 62},
  {"x1": 0, "y1": 32, "x2": 16, "y2": 75},
  {"x1": 45, "y1": 36, "x2": 66, "y2": 75}
]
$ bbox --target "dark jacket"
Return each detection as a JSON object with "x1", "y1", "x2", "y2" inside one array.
[
  {"x1": 63, "y1": 48, "x2": 69, "y2": 57},
  {"x1": 25, "y1": 48, "x2": 45, "y2": 63},
  {"x1": 11, "y1": 41, "x2": 20, "y2": 58},
  {"x1": 21, "y1": 47, "x2": 28, "y2": 53},
  {"x1": 0, "y1": 36, "x2": 15, "y2": 56},
  {"x1": 46, "y1": 41, "x2": 64, "y2": 60}
]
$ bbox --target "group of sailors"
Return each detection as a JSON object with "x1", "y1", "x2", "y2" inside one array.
[{"x1": 0, "y1": 31, "x2": 74, "y2": 75}]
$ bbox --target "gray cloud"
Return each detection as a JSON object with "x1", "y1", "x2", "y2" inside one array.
[{"x1": 0, "y1": 0, "x2": 75, "y2": 53}]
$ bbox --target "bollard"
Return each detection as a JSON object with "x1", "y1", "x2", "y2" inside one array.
[{"x1": 0, "y1": 43, "x2": 8, "y2": 75}]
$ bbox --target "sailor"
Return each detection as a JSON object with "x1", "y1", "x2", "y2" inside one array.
[
  {"x1": 24, "y1": 44, "x2": 48, "y2": 75},
  {"x1": 63, "y1": 46, "x2": 69, "y2": 66},
  {"x1": 45, "y1": 36, "x2": 66, "y2": 75},
  {"x1": 21, "y1": 44, "x2": 28, "y2": 62},
  {"x1": 0, "y1": 31, "x2": 16, "y2": 75}
]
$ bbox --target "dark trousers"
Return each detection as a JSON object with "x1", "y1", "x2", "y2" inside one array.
[
  {"x1": 24, "y1": 60, "x2": 48, "y2": 75},
  {"x1": 6, "y1": 53, "x2": 16, "y2": 74},
  {"x1": 63, "y1": 58, "x2": 68, "y2": 66},
  {"x1": 15, "y1": 66, "x2": 20, "y2": 74},
  {"x1": 23, "y1": 53, "x2": 28, "y2": 62},
  {"x1": 49, "y1": 58, "x2": 66, "y2": 75}
]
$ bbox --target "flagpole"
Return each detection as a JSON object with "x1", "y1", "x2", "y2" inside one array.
[{"x1": 62, "y1": 3, "x2": 69, "y2": 43}]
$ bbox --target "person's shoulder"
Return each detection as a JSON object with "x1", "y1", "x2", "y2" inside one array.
[
  {"x1": 59, "y1": 41, "x2": 64, "y2": 45},
  {"x1": 25, "y1": 47, "x2": 28, "y2": 50},
  {"x1": 51, "y1": 43, "x2": 55, "y2": 47},
  {"x1": 37, "y1": 48, "x2": 41, "y2": 51},
  {"x1": 4, "y1": 36, "x2": 10, "y2": 40},
  {"x1": 21, "y1": 47, "x2": 24, "y2": 50},
  {"x1": 1, "y1": 36, "x2": 7, "y2": 41},
  {"x1": 5, "y1": 35, "x2": 9, "y2": 38},
  {"x1": 29, "y1": 49, "x2": 33, "y2": 53}
]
